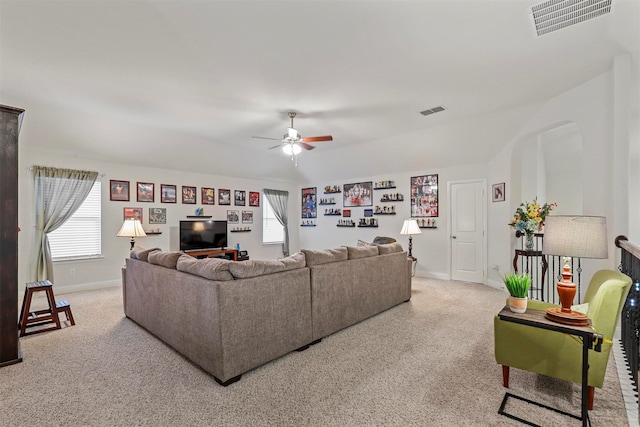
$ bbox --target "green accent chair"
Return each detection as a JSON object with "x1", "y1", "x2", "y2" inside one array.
[{"x1": 494, "y1": 269, "x2": 631, "y2": 410}]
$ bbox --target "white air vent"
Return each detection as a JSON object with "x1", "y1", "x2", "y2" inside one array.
[
  {"x1": 420, "y1": 106, "x2": 446, "y2": 116},
  {"x1": 532, "y1": 0, "x2": 612, "y2": 36}
]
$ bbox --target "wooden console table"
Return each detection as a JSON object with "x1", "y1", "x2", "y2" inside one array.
[{"x1": 185, "y1": 249, "x2": 238, "y2": 261}]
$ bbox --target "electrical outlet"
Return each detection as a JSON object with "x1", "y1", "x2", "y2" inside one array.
[
  {"x1": 69, "y1": 268, "x2": 76, "y2": 277},
  {"x1": 492, "y1": 264, "x2": 500, "y2": 271}
]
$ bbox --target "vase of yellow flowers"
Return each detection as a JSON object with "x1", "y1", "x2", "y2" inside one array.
[{"x1": 509, "y1": 198, "x2": 557, "y2": 251}]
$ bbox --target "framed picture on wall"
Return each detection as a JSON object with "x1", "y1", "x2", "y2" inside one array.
[
  {"x1": 492, "y1": 183, "x2": 505, "y2": 202},
  {"x1": 182, "y1": 186, "x2": 196, "y2": 204},
  {"x1": 110, "y1": 180, "x2": 130, "y2": 201},
  {"x1": 302, "y1": 187, "x2": 317, "y2": 218},
  {"x1": 234, "y1": 190, "x2": 246, "y2": 206},
  {"x1": 219, "y1": 189, "x2": 231, "y2": 205},
  {"x1": 160, "y1": 184, "x2": 177, "y2": 203},
  {"x1": 136, "y1": 182, "x2": 154, "y2": 202},
  {"x1": 343, "y1": 182, "x2": 373, "y2": 207},
  {"x1": 410, "y1": 174, "x2": 438, "y2": 217},
  {"x1": 242, "y1": 210, "x2": 253, "y2": 223},
  {"x1": 124, "y1": 207, "x2": 143, "y2": 223},
  {"x1": 227, "y1": 210, "x2": 239, "y2": 223},
  {"x1": 149, "y1": 208, "x2": 166, "y2": 224},
  {"x1": 202, "y1": 187, "x2": 215, "y2": 205},
  {"x1": 249, "y1": 191, "x2": 260, "y2": 207}
]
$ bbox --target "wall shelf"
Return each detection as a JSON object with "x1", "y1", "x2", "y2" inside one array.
[
  {"x1": 230, "y1": 229, "x2": 251, "y2": 232},
  {"x1": 418, "y1": 226, "x2": 438, "y2": 229},
  {"x1": 144, "y1": 232, "x2": 162, "y2": 235},
  {"x1": 301, "y1": 224, "x2": 316, "y2": 227},
  {"x1": 357, "y1": 225, "x2": 379, "y2": 228},
  {"x1": 319, "y1": 202, "x2": 336, "y2": 205},
  {"x1": 186, "y1": 215, "x2": 212, "y2": 219},
  {"x1": 337, "y1": 224, "x2": 356, "y2": 228}
]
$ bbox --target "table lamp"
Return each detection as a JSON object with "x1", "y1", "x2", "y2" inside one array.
[
  {"x1": 117, "y1": 218, "x2": 147, "y2": 250},
  {"x1": 400, "y1": 219, "x2": 422, "y2": 258},
  {"x1": 541, "y1": 215, "x2": 607, "y2": 326}
]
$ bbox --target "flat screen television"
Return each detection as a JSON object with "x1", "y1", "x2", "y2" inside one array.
[{"x1": 179, "y1": 220, "x2": 228, "y2": 251}]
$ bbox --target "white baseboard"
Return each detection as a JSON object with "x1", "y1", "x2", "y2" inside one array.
[
  {"x1": 51, "y1": 280, "x2": 121, "y2": 295},
  {"x1": 414, "y1": 271, "x2": 450, "y2": 281}
]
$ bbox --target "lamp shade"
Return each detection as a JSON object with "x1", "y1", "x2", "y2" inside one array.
[
  {"x1": 400, "y1": 219, "x2": 422, "y2": 236},
  {"x1": 541, "y1": 215, "x2": 607, "y2": 259},
  {"x1": 116, "y1": 219, "x2": 146, "y2": 238}
]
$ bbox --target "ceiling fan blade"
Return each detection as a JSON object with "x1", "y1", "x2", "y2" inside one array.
[
  {"x1": 253, "y1": 136, "x2": 284, "y2": 141},
  {"x1": 301, "y1": 135, "x2": 333, "y2": 143},
  {"x1": 269, "y1": 143, "x2": 285, "y2": 150},
  {"x1": 299, "y1": 142, "x2": 315, "y2": 151}
]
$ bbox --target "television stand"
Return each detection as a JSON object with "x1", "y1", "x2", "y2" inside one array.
[{"x1": 185, "y1": 249, "x2": 238, "y2": 261}]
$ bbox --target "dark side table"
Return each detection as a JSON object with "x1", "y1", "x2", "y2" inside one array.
[{"x1": 497, "y1": 306, "x2": 603, "y2": 427}]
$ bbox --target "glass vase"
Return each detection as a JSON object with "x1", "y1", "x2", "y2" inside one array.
[{"x1": 525, "y1": 233, "x2": 534, "y2": 251}]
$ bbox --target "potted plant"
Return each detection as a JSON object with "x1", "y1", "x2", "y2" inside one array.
[{"x1": 503, "y1": 272, "x2": 531, "y2": 313}]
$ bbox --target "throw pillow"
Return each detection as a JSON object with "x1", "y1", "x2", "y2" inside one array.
[
  {"x1": 279, "y1": 252, "x2": 306, "y2": 270},
  {"x1": 372, "y1": 236, "x2": 397, "y2": 245}
]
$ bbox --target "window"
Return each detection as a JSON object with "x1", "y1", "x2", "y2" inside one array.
[
  {"x1": 263, "y1": 196, "x2": 284, "y2": 244},
  {"x1": 48, "y1": 180, "x2": 102, "y2": 260}
]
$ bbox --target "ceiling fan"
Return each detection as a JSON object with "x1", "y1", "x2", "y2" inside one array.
[{"x1": 252, "y1": 112, "x2": 333, "y2": 159}]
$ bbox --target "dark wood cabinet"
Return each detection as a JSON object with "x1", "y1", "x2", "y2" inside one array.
[{"x1": 0, "y1": 105, "x2": 24, "y2": 367}]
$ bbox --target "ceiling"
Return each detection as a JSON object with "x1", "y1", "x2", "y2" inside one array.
[{"x1": 1, "y1": 0, "x2": 638, "y2": 183}]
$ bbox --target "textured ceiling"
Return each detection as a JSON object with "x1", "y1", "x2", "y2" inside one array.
[{"x1": 1, "y1": 0, "x2": 638, "y2": 183}]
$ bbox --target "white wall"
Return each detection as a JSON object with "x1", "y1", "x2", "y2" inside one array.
[
  {"x1": 487, "y1": 53, "x2": 639, "y2": 295},
  {"x1": 18, "y1": 147, "x2": 296, "y2": 294},
  {"x1": 296, "y1": 163, "x2": 487, "y2": 280}
]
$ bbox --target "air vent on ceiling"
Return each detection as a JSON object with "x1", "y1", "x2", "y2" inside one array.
[
  {"x1": 532, "y1": 0, "x2": 612, "y2": 36},
  {"x1": 419, "y1": 106, "x2": 446, "y2": 116}
]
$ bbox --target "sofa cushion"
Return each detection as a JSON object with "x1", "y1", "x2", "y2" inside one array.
[
  {"x1": 346, "y1": 245, "x2": 379, "y2": 259},
  {"x1": 280, "y1": 252, "x2": 306, "y2": 270},
  {"x1": 176, "y1": 255, "x2": 234, "y2": 281},
  {"x1": 302, "y1": 247, "x2": 349, "y2": 266},
  {"x1": 147, "y1": 251, "x2": 182, "y2": 269},
  {"x1": 130, "y1": 246, "x2": 161, "y2": 261},
  {"x1": 357, "y1": 239, "x2": 371, "y2": 247},
  {"x1": 376, "y1": 242, "x2": 404, "y2": 255}
]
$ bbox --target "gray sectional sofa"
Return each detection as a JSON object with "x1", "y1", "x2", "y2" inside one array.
[{"x1": 123, "y1": 242, "x2": 411, "y2": 385}]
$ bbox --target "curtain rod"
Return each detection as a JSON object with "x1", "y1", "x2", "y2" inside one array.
[{"x1": 28, "y1": 166, "x2": 105, "y2": 177}]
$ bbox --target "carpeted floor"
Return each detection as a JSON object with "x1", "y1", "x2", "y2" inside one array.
[{"x1": 0, "y1": 278, "x2": 629, "y2": 426}]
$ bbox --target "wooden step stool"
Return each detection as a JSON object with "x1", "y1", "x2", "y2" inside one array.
[{"x1": 19, "y1": 280, "x2": 75, "y2": 337}]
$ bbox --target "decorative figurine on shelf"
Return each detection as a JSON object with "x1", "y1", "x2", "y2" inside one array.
[{"x1": 195, "y1": 207, "x2": 204, "y2": 216}]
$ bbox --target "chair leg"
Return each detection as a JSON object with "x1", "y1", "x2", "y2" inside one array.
[
  {"x1": 502, "y1": 365, "x2": 509, "y2": 388},
  {"x1": 588, "y1": 386, "x2": 594, "y2": 410}
]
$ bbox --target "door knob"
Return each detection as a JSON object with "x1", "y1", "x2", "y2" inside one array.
[{"x1": 452, "y1": 236, "x2": 457, "y2": 239}]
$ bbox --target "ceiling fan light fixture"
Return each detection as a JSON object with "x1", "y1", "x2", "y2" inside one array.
[
  {"x1": 282, "y1": 143, "x2": 302, "y2": 156},
  {"x1": 287, "y1": 127, "x2": 299, "y2": 139}
]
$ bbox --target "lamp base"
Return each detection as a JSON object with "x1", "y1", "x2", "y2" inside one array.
[{"x1": 545, "y1": 307, "x2": 590, "y2": 326}]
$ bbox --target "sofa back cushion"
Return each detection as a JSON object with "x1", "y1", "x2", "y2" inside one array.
[
  {"x1": 302, "y1": 247, "x2": 348, "y2": 266},
  {"x1": 176, "y1": 254, "x2": 235, "y2": 281},
  {"x1": 346, "y1": 245, "x2": 379, "y2": 259},
  {"x1": 130, "y1": 246, "x2": 161, "y2": 261},
  {"x1": 228, "y1": 252, "x2": 306, "y2": 279},
  {"x1": 376, "y1": 242, "x2": 404, "y2": 255},
  {"x1": 147, "y1": 251, "x2": 182, "y2": 269}
]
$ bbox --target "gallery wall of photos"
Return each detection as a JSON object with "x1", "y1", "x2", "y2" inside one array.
[
  {"x1": 109, "y1": 180, "x2": 261, "y2": 231},
  {"x1": 300, "y1": 175, "x2": 438, "y2": 229}
]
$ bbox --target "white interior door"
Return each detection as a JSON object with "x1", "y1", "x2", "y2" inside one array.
[{"x1": 450, "y1": 180, "x2": 485, "y2": 283}]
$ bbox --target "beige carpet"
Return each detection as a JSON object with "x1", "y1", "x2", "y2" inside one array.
[{"x1": 0, "y1": 278, "x2": 629, "y2": 426}]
